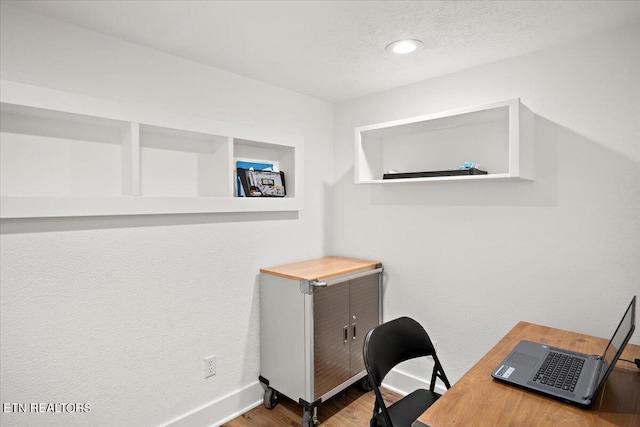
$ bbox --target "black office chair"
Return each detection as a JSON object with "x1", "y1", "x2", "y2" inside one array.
[{"x1": 363, "y1": 317, "x2": 451, "y2": 427}]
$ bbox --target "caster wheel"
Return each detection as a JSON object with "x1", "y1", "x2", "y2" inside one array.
[
  {"x1": 360, "y1": 375, "x2": 373, "y2": 392},
  {"x1": 302, "y1": 411, "x2": 313, "y2": 427},
  {"x1": 263, "y1": 387, "x2": 278, "y2": 409}
]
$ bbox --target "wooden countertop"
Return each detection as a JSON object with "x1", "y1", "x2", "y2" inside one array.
[{"x1": 260, "y1": 256, "x2": 381, "y2": 281}]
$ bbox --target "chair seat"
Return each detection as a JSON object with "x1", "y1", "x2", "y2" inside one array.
[{"x1": 375, "y1": 389, "x2": 442, "y2": 427}]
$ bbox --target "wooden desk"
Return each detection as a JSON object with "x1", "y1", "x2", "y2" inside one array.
[{"x1": 417, "y1": 321, "x2": 640, "y2": 427}]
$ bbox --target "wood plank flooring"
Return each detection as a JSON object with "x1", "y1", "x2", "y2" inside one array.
[{"x1": 222, "y1": 385, "x2": 402, "y2": 427}]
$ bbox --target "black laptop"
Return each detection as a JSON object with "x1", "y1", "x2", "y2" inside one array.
[{"x1": 491, "y1": 296, "x2": 636, "y2": 407}]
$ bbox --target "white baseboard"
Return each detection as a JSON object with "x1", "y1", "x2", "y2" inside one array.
[
  {"x1": 162, "y1": 370, "x2": 444, "y2": 427},
  {"x1": 161, "y1": 381, "x2": 263, "y2": 427},
  {"x1": 382, "y1": 368, "x2": 448, "y2": 396}
]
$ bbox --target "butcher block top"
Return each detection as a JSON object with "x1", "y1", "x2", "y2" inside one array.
[{"x1": 260, "y1": 256, "x2": 382, "y2": 282}]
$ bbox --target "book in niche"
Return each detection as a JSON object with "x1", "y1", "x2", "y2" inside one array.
[{"x1": 237, "y1": 168, "x2": 286, "y2": 197}]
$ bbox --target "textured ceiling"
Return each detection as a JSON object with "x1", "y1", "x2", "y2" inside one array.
[{"x1": 5, "y1": 0, "x2": 640, "y2": 102}]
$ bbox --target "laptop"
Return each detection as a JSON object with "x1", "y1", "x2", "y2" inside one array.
[{"x1": 491, "y1": 295, "x2": 636, "y2": 407}]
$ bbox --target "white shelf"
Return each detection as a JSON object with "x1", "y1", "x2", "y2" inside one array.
[
  {"x1": 354, "y1": 98, "x2": 534, "y2": 184},
  {"x1": 0, "y1": 81, "x2": 303, "y2": 218}
]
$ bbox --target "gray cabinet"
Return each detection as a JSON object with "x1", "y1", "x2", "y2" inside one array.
[
  {"x1": 312, "y1": 273, "x2": 380, "y2": 397},
  {"x1": 259, "y1": 257, "x2": 382, "y2": 426}
]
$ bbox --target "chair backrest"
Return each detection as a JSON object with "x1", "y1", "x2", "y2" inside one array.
[
  {"x1": 363, "y1": 317, "x2": 451, "y2": 427},
  {"x1": 363, "y1": 316, "x2": 437, "y2": 387}
]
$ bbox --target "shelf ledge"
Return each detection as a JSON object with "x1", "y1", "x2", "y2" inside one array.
[
  {"x1": 357, "y1": 173, "x2": 532, "y2": 184},
  {"x1": 0, "y1": 196, "x2": 302, "y2": 219}
]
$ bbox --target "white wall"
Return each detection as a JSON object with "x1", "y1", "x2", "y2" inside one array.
[
  {"x1": 2, "y1": 3, "x2": 639, "y2": 425},
  {"x1": 333, "y1": 23, "x2": 640, "y2": 383},
  {"x1": 0, "y1": 5, "x2": 333, "y2": 427}
]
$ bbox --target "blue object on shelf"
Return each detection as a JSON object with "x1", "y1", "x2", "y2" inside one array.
[
  {"x1": 459, "y1": 162, "x2": 479, "y2": 170},
  {"x1": 236, "y1": 161, "x2": 273, "y2": 171}
]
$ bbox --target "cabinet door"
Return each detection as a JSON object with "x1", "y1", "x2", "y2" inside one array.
[
  {"x1": 313, "y1": 281, "x2": 350, "y2": 398},
  {"x1": 349, "y1": 274, "x2": 380, "y2": 376}
]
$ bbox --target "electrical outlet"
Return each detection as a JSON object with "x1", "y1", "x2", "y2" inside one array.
[{"x1": 204, "y1": 354, "x2": 216, "y2": 378}]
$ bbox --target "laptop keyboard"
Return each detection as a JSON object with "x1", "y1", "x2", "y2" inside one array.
[{"x1": 532, "y1": 351, "x2": 585, "y2": 392}]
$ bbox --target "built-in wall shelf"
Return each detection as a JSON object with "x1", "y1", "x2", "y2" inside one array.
[
  {"x1": 0, "y1": 81, "x2": 304, "y2": 218},
  {"x1": 354, "y1": 98, "x2": 534, "y2": 184}
]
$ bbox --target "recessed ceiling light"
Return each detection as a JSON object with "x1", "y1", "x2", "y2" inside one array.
[{"x1": 385, "y1": 39, "x2": 424, "y2": 55}]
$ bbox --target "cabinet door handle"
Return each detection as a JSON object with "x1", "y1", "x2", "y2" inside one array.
[
  {"x1": 352, "y1": 322, "x2": 357, "y2": 340},
  {"x1": 343, "y1": 325, "x2": 348, "y2": 344}
]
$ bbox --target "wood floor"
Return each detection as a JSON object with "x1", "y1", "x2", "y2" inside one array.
[{"x1": 222, "y1": 385, "x2": 402, "y2": 427}]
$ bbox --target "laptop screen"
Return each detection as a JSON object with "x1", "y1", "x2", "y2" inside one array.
[{"x1": 597, "y1": 296, "x2": 636, "y2": 385}]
